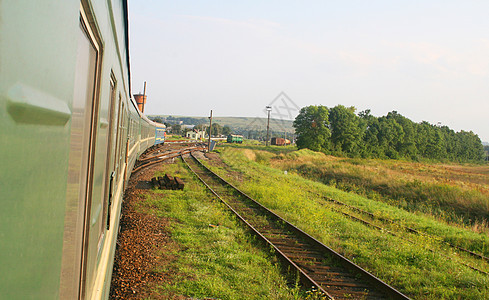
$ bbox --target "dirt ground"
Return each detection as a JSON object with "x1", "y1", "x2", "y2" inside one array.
[{"x1": 110, "y1": 144, "x2": 193, "y2": 299}]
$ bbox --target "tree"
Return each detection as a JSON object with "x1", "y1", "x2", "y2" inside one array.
[
  {"x1": 206, "y1": 123, "x2": 223, "y2": 136},
  {"x1": 222, "y1": 125, "x2": 232, "y2": 136},
  {"x1": 415, "y1": 121, "x2": 446, "y2": 159},
  {"x1": 151, "y1": 116, "x2": 164, "y2": 124},
  {"x1": 194, "y1": 124, "x2": 206, "y2": 131},
  {"x1": 293, "y1": 105, "x2": 331, "y2": 152},
  {"x1": 455, "y1": 131, "x2": 484, "y2": 161},
  {"x1": 376, "y1": 117, "x2": 404, "y2": 159},
  {"x1": 359, "y1": 110, "x2": 381, "y2": 158},
  {"x1": 328, "y1": 105, "x2": 364, "y2": 156},
  {"x1": 172, "y1": 124, "x2": 181, "y2": 135},
  {"x1": 386, "y1": 111, "x2": 417, "y2": 158},
  {"x1": 294, "y1": 105, "x2": 483, "y2": 162}
]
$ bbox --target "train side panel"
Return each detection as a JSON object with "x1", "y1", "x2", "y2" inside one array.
[
  {"x1": 0, "y1": 1, "x2": 80, "y2": 299},
  {"x1": 73, "y1": 1, "x2": 135, "y2": 298},
  {"x1": 140, "y1": 115, "x2": 159, "y2": 150},
  {"x1": 0, "y1": 1, "x2": 153, "y2": 299},
  {"x1": 155, "y1": 126, "x2": 167, "y2": 145}
]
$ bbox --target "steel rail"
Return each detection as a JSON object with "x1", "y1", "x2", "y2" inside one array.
[
  {"x1": 321, "y1": 195, "x2": 489, "y2": 262},
  {"x1": 138, "y1": 147, "x2": 199, "y2": 163},
  {"x1": 324, "y1": 205, "x2": 489, "y2": 276},
  {"x1": 141, "y1": 143, "x2": 167, "y2": 157},
  {"x1": 183, "y1": 152, "x2": 410, "y2": 300},
  {"x1": 165, "y1": 140, "x2": 200, "y2": 144},
  {"x1": 132, "y1": 148, "x2": 203, "y2": 173}
]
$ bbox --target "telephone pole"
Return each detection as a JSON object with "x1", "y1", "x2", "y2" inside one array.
[
  {"x1": 266, "y1": 106, "x2": 272, "y2": 146},
  {"x1": 208, "y1": 110, "x2": 213, "y2": 152}
]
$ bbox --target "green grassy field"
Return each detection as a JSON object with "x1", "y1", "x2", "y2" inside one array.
[
  {"x1": 205, "y1": 145, "x2": 489, "y2": 299},
  {"x1": 271, "y1": 149, "x2": 489, "y2": 231}
]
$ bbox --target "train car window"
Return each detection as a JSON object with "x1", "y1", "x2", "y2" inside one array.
[
  {"x1": 102, "y1": 75, "x2": 117, "y2": 231},
  {"x1": 129, "y1": 119, "x2": 133, "y2": 148},
  {"x1": 132, "y1": 119, "x2": 135, "y2": 143},
  {"x1": 113, "y1": 94, "x2": 122, "y2": 179},
  {"x1": 118, "y1": 102, "x2": 126, "y2": 178}
]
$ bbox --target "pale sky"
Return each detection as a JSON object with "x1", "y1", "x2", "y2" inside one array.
[{"x1": 128, "y1": 1, "x2": 489, "y2": 142}]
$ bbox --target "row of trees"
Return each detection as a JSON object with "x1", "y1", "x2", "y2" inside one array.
[
  {"x1": 167, "y1": 123, "x2": 232, "y2": 136},
  {"x1": 165, "y1": 116, "x2": 207, "y2": 125},
  {"x1": 150, "y1": 116, "x2": 233, "y2": 136},
  {"x1": 194, "y1": 123, "x2": 232, "y2": 136},
  {"x1": 293, "y1": 105, "x2": 484, "y2": 162}
]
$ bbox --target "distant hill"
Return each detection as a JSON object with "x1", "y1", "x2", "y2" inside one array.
[
  {"x1": 213, "y1": 117, "x2": 294, "y2": 134},
  {"x1": 483, "y1": 141, "x2": 489, "y2": 146},
  {"x1": 148, "y1": 115, "x2": 295, "y2": 135}
]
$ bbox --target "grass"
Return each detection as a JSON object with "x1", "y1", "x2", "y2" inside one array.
[
  {"x1": 269, "y1": 149, "x2": 489, "y2": 231},
  {"x1": 138, "y1": 160, "x2": 303, "y2": 299},
  {"x1": 206, "y1": 146, "x2": 489, "y2": 299},
  {"x1": 219, "y1": 142, "x2": 298, "y2": 154}
]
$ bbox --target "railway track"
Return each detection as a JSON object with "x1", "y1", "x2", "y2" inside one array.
[
  {"x1": 133, "y1": 146, "x2": 204, "y2": 173},
  {"x1": 140, "y1": 143, "x2": 168, "y2": 158},
  {"x1": 140, "y1": 142, "x2": 205, "y2": 160},
  {"x1": 320, "y1": 196, "x2": 489, "y2": 264},
  {"x1": 183, "y1": 152, "x2": 410, "y2": 300}
]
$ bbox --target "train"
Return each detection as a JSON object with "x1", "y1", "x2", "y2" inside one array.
[
  {"x1": 227, "y1": 134, "x2": 244, "y2": 143},
  {"x1": 271, "y1": 137, "x2": 291, "y2": 146},
  {"x1": 0, "y1": 1, "x2": 165, "y2": 299}
]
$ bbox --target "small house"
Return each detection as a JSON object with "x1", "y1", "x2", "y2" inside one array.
[{"x1": 186, "y1": 129, "x2": 207, "y2": 140}]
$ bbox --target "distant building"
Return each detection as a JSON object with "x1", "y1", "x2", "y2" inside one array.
[
  {"x1": 186, "y1": 129, "x2": 207, "y2": 140},
  {"x1": 133, "y1": 93, "x2": 147, "y2": 113}
]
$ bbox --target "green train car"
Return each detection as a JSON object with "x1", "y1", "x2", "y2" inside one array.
[
  {"x1": 227, "y1": 134, "x2": 244, "y2": 143},
  {"x1": 0, "y1": 1, "x2": 164, "y2": 299}
]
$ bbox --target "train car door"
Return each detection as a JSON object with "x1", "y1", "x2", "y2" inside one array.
[{"x1": 60, "y1": 5, "x2": 101, "y2": 299}]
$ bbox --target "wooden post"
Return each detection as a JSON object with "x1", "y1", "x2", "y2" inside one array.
[
  {"x1": 266, "y1": 106, "x2": 271, "y2": 146},
  {"x1": 208, "y1": 110, "x2": 213, "y2": 152},
  {"x1": 142, "y1": 81, "x2": 147, "y2": 113}
]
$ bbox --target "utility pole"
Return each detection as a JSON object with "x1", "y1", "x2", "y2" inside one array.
[
  {"x1": 266, "y1": 106, "x2": 272, "y2": 146},
  {"x1": 208, "y1": 110, "x2": 213, "y2": 152},
  {"x1": 142, "y1": 81, "x2": 146, "y2": 113}
]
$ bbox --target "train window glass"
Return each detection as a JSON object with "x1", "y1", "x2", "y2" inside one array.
[
  {"x1": 119, "y1": 102, "x2": 126, "y2": 178},
  {"x1": 118, "y1": 103, "x2": 123, "y2": 177},
  {"x1": 113, "y1": 94, "x2": 122, "y2": 177},
  {"x1": 102, "y1": 74, "x2": 117, "y2": 232},
  {"x1": 128, "y1": 120, "x2": 131, "y2": 143},
  {"x1": 129, "y1": 119, "x2": 133, "y2": 147}
]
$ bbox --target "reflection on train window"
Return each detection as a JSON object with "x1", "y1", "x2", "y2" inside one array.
[
  {"x1": 102, "y1": 75, "x2": 117, "y2": 233},
  {"x1": 113, "y1": 94, "x2": 122, "y2": 180}
]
